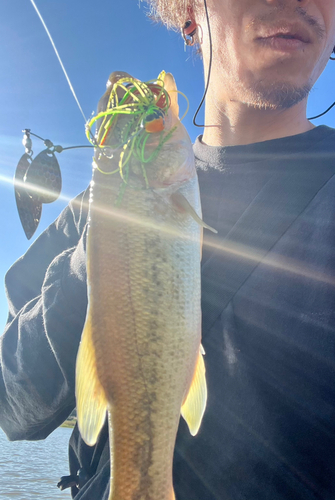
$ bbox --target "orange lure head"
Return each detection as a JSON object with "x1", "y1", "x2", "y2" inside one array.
[
  {"x1": 123, "y1": 82, "x2": 169, "y2": 134},
  {"x1": 142, "y1": 108, "x2": 165, "y2": 133}
]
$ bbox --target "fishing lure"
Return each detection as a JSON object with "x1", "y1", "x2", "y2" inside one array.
[
  {"x1": 14, "y1": 3, "x2": 193, "y2": 239},
  {"x1": 14, "y1": 75, "x2": 189, "y2": 238},
  {"x1": 86, "y1": 73, "x2": 188, "y2": 198},
  {"x1": 14, "y1": 130, "x2": 62, "y2": 239}
]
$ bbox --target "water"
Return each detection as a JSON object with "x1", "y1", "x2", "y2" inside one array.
[{"x1": 0, "y1": 426, "x2": 73, "y2": 499}]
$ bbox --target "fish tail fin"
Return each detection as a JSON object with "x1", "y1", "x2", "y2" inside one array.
[
  {"x1": 181, "y1": 345, "x2": 207, "y2": 436},
  {"x1": 76, "y1": 312, "x2": 108, "y2": 446}
]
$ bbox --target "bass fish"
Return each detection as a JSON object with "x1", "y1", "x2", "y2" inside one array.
[{"x1": 76, "y1": 71, "x2": 212, "y2": 500}]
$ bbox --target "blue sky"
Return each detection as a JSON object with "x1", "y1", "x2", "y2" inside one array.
[{"x1": 0, "y1": 0, "x2": 334, "y2": 330}]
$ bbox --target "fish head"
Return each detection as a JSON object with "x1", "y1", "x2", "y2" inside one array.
[{"x1": 91, "y1": 71, "x2": 195, "y2": 190}]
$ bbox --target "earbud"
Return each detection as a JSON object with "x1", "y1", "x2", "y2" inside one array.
[{"x1": 182, "y1": 19, "x2": 198, "y2": 46}]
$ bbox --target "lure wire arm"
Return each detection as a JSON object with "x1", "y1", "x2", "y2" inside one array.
[{"x1": 22, "y1": 128, "x2": 95, "y2": 154}]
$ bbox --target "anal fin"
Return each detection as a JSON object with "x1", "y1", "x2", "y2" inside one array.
[
  {"x1": 76, "y1": 312, "x2": 108, "y2": 446},
  {"x1": 181, "y1": 345, "x2": 207, "y2": 436}
]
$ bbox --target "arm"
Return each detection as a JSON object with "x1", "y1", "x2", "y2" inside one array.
[{"x1": 0, "y1": 190, "x2": 89, "y2": 441}]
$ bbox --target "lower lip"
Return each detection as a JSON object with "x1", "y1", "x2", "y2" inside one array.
[{"x1": 257, "y1": 36, "x2": 307, "y2": 52}]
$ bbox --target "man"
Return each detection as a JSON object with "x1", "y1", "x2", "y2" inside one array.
[{"x1": 1, "y1": 0, "x2": 335, "y2": 499}]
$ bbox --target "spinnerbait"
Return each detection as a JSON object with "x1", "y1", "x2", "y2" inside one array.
[{"x1": 15, "y1": 76, "x2": 189, "y2": 239}]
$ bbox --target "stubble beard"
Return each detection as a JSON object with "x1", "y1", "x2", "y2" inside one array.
[{"x1": 242, "y1": 80, "x2": 312, "y2": 110}]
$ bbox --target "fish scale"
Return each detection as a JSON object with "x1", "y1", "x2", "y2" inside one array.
[
  {"x1": 90, "y1": 182, "x2": 199, "y2": 499},
  {"x1": 76, "y1": 72, "x2": 207, "y2": 500}
]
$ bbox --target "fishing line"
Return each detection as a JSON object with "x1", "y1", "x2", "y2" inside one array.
[{"x1": 29, "y1": 0, "x2": 88, "y2": 123}]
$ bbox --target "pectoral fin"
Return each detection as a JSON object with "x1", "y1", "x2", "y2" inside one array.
[
  {"x1": 76, "y1": 313, "x2": 108, "y2": 446},
  {"x1": 181, "y1": 345, "x2": 207, "y2": 436},
  {"x1": 171, "y1": 192, "x2": 217, "y2": 234}
]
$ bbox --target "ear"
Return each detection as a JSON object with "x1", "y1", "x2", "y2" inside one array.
[{"x1": 162, "y1": 72, "x2": 179, "y2": 118}]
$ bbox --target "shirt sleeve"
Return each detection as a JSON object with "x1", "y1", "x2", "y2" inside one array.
[{"x1": 0, "y1": 190, "x2": 89, "y2": 441}]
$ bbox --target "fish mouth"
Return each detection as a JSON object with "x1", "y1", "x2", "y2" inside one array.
[{"x1": 106, "y1": 71, "x2": 134, "y2": 90}]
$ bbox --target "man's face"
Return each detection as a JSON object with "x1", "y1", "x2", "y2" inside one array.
[{"x1": 203, "y1": 0, "x2": 335, "y2": 109}]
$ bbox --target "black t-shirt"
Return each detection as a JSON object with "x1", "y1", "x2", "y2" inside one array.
[
  {"x1": 1, "y1": 125, "x2": 335, "y2": 500},
  {"x1": 173, "y1": 125, "x2": 335, "y2": 500}
]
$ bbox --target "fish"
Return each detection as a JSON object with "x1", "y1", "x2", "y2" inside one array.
[{"x1": 75, "y1": 70, "x2": 211, "y2": 500}]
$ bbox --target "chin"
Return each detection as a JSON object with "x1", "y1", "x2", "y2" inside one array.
[{"x1": 243, "y1": 79, "x2": 312, "y2": 110}]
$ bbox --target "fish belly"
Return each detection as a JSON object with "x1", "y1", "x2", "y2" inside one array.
[{"x1": 87, "y1": 174, "x2": 202, "y2": 500}]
